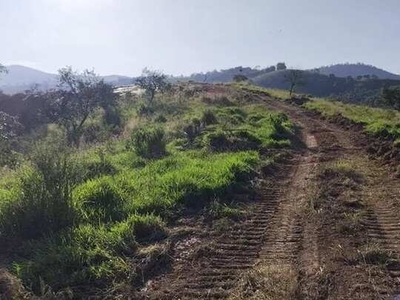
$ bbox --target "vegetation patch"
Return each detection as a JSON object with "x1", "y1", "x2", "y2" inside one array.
[{"x1": 0, "y1": 82, "x2": 294, "y2": 296}]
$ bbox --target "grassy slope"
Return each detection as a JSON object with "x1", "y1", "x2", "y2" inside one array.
[
  {"x1": 237, "y1": 82, "x2": 400, "y2": 140},
  {"x1": 0, "y1": 83, "x2": 294, "y2": 296},
  {"x1": 304, "y1": 98, "x2": 400, "y2": 138}
]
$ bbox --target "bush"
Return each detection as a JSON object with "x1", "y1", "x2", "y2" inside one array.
[
  {"x1": 154, "y1": 114, "x2": 167, "y2": 123},
  {"x1": 136, "y1": 103, "x2": 154, "y2": 117},
  {"x1": 103, "y1": 106, "x2": 122, "y2": 128},
  {"x1": 128, "y1": 126, "x2": 166, "y2": 159},
  {"x1": 203, "y1": 129, "x2": 261, "y2": 152},
  {"x1": 0, "y1": 143, "x2": 77, "y2": 239},
  {"x1": 183, "y1": 118, "x2": 202, "y2": 143},
  {"x1": 201, "y1": 109, "x2": 218, "y2": 125},
  {"x1": 0, "y1": 139, "x2": 20, "y2": 168}
]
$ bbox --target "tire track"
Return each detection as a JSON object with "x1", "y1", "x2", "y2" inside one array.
[{"x1": 166, "y1": 166, "x2": 299, "y2": 299}]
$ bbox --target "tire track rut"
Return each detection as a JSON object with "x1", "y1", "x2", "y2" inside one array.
[{"x1": 164, "y1": 167, "x2": 300, "y2": 299}]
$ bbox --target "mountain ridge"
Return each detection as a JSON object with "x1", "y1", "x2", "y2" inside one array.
[{"x1": 0, "y1": 65, "x2": 133, "y2": 94}]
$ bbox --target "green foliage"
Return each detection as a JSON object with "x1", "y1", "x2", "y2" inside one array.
[
  {"x1": 135, "y1": 68, "x2": 170, "y2": 103},
  {"x1": 80, "y1": 148, "x2": 118, "y2": 180},
  {"x1": 73, "y1": 177, "x2": 127, "y2": 223},
  {"x1": 111, "y1": 151, "x2": 260, "y2": 213},
  {"x1": 154, "y1": 114, "x2": 167, "y2": 123},
  {"x1": 217, "y1": 107, "x2": 247, "y2": 125},
  {"x1": 209, "y1": 200, "x2": 243, "y2": 220},
  {"x1": 381, "y1": 86, "x2": 400, "y2": 111},
  {"x1": 233, "y1": 74, "x2": 249, "y2": 82},
  {"x1": 44, "y1": 67, "x2": 117, "y2": 147},
  {"x1": 14, "y1": 214, "x2": 164, "y2": 292},
  {"x1": 201, "y1": 109, "x2": 218, "y2": 125},
  {"x1": 183, "y1": 118, "x2": 202, "y2": 143},
  {"x1": 0, "y1": 142, "x2": 77, "y2": 239},
  {"x1": 305, "y1": 98, "x2": 400, "y2": 138},
  {"x1": 128, "y1": 126, "x2": 166, "y2": 158},
  {"x1": 203, "y1": 129, "x2": 261, "y2": 152},
  {"x1": 0, "y1": 82, "x2": 296, "y2": 296}
]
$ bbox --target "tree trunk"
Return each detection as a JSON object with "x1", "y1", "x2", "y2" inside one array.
[{"x1": 289, "y1": 83, "x2": 295, "y2": 96}]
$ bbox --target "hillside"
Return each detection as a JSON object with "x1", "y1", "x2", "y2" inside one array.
[
  {"x1": 0, "y1": 65, "x2": 133, "y2": 94},
  {"x1": 318, "y1": 63, "x2": 400, "y2": 80},
  {"x1": 178, "y1": 66, "x2": 277, "y2": 83},
  {"x1": 2, "y1": 83, "x2": 400, "y2": 299},
  {"x1": 251, "y1": 69, "x2": 400, "y2": 105}
]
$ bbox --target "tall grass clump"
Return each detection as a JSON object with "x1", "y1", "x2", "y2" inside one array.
[
  {"x1": 13, "y1": 213, "x2": 165, "y2": 292},
  {"x1": 0, "y1": 142, "x2": 78, "y2": 239},
  {"x1": 73, "y1": 176, "x2": 127, "y2": 223},
  {"x1": 128, "y1": 126, "x2": 166, "y2": 159}
]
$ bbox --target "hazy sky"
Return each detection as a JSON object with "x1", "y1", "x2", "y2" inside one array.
[{"x1": 1, "y1": 0, "x2": 400, "y2": 76}]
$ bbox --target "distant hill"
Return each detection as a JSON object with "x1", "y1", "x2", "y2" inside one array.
[
  {"x1": 317, "y1": 63, "x2": 400, "y2": 80},
  {"x1": 0, "y1": 65, "x2": 133, "y2": 94},
  {"x1": 177, "y1": 66, "x2": 277, "y2": 83},
  {"x1": 251, "y1": 69, "x2": 400, "y2": 105}
]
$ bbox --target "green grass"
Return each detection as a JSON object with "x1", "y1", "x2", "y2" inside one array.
[
  {"x1": 0, "y1": 83, "x2": 294, "y2": 296},
  {"x1": 305, "y1": 98, "x2": 400, "y2": 138}
]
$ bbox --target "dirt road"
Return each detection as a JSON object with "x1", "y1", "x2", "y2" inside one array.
[{"x1": 141, "y1": 95, "x2": 400, "y2": 300}]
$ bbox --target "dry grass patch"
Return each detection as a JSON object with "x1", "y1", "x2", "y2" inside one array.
[{"x1": 229, "y1": 264, "x2": 297, "y2": 300}]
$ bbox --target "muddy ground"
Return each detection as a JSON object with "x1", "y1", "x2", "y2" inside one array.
[{"x1": 133, "y1": 91, "x2": 400, "y2": 300}]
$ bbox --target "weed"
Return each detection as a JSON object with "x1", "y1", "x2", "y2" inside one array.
[
  {"x1": 201, "y1": 109, "x2": 218, "y2": 125},
  {"x1": 209, "y1": 200, "x2": 243, "y2": 220},
  {"x1": 358, "y1": 244, "x2": 394, "y2": 265}
]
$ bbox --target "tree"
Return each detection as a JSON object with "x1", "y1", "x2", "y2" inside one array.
[
  {"x1": 264, "y1": 65, "x2": 276, "y2": 73},
  {"x1": 276, "y1": 62, "x2": 287, "y2": 70},
  {"x1": 135, "y1": 68, "x2": 169, "y2": 103},
  {"x1": 44, "y1": 67, "x2": 116, "y2": 147},
  {"x1": 381, "y1": 86, "x2": 400, "y2": 111},
  {"x1": 233, "y1": 74, "x2": 248, "y2": 82},
  {"x1": 284, "y1": 70, "x2": 305, "y2": 96}
]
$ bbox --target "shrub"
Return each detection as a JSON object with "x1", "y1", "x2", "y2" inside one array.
[
  {"x1": 201, "y1": 109, "x2": 218, "y2": 125},
  {"x1": 128, "y1": 126, "x2": 166, "y2": 159},
  {"x1": 0, "y1": 143, "x2": 77, "y2": 239},
  {"x1": 136, "y1": 103, "x2": 154, "y2": 117},
  {"x1": 103, "y1": 106, "x2": 122, "y2": 128},
  {"x1": 82, "y1": 123, "x2": 110, "y2": 144},
  {"x1": 183, "y1": 118, "x2": 202, "y2": 143},
  {"x1": 154, "y1": 114, "x2": 167, "y2": 123},
  {"x1": 0, "y1": 139, "x2": 20, "y2": 168}
]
